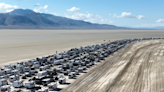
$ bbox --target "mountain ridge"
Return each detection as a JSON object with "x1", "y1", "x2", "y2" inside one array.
[{"x1": 0, "y1": 9, "x2": 129, "y2": 29}]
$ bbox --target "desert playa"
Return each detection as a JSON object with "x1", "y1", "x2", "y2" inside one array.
[{"x1": 0, "y1": 29, "x2": 164, "y2": 66}]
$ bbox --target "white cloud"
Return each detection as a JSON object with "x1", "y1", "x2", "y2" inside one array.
[
  {"x1": 156, "y1": 19, "x2": 164, "y2": 23},
  {"x1": 101, "y1": 19, "x2": 114, "y2": 24},
  {"x1": 67, "y1": 7, "x2": 80, "y2": 12},
  {"x1": 113, "y1": 12, "x2": 145, "y2": 19},
  {"x1": 34, "y1": 3, "x2": 48, "y2": 13},
  {"x1": 43, "y1": 5, "x2": 48, "y2": 9},
  {"x1": 65, "y1": 12, "x2": 114, "y2": 24},
  {"x1": 65, "y1": 12, "x2": 93, "y2": 21},
  {"x1": 0, "y1": 3, "x2": 18, "y2": 13},
  {"x1": 134, "y1": 23, "x2": 164, "y2": 28},
  {"x1": 137, "y1": 15, "x2": 145, "y2": 19}
]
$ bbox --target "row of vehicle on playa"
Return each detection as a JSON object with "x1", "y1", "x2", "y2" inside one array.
[{"x1": 0, "y1": 37, "x2": 163, "y2": 92}]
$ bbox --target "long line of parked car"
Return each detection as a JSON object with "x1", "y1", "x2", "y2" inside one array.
[{"x1": 0, "y1": 37, "x2": 163, "y2": 92}]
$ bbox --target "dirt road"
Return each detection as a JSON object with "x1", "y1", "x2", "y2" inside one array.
[{"x1": 61, "y1": 40, "x2": 164, "y2": 92}]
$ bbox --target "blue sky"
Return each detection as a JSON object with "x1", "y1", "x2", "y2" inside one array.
[{"x1": 0, "y1": 0, "x2": 164, "y2": 28}]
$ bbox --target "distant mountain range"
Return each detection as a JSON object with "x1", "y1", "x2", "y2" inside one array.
[{"x1": 0, "y1": 9, "x2": 129, "y2": 29}]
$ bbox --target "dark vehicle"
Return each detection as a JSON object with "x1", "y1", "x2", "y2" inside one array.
[
  {"x1": 35, "y1": 79, "x2": 42, "y2": 85},
  {"x1": 34, "y1": 86, "x2": 41, "y2": 90},
  {"x1": 54, "y1": 76, "x2": 59, "y2": 80},
  {"x1": 22, "y1": 76, "x2": 27, "y2": 79},
  {"x1": 30, "y1": 70, "x2": 37, "y2": 75},
  {"x1": 32, "y1": 77, "x2": 44, "y2": 85},
  {"x1": 30, "y1": 67, "x2": 35, "y2": 70}
]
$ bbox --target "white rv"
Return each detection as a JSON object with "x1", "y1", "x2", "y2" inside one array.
[
  {"x1": 34, "y1": 64, "x2": 40, "y2": 69},
  {"x1": 38, "y1": 87, "x2": 48, "y2": 92},
  {"x1": 38, "y1": 71, "x2": 47, "y2": 78},
  {"x1": 13, "y1": 80, "x2": 23, "y2": 88},
  {"x1": 0, "y1": 79, "x2": 8, "y2": 86},
  {"x1": 3, "y1": 69, "x2": 11, "y2": 74},
  {"x1": 55, "y1": 68, "x2": 62, "y2": 73},
  {"x1": 23, "y1": 67, "x2": 30, "y2": 72},
  {"x1": 59, "y1": 77, "x2": 66, "y2": 84},
  {"x1": 54, "y1": 60, "x2": 61, "y2": 65},
  {"x1": 48, "y1": 82, "x2": 57, "y2": 91},
  {"x1": 1, "y1": 85, "x2": 11, "y2": 92},
  {"x1": 25, "y1": 81, "x2": 35, "y2": 89},
  {"x1": 39, "y1": 66, "x2": 47, "y2": 71},
  {"x1": 5, "y1": 64, "x2": 12, "y2": 69},
  {"x1": 0, "y1": 71, "x2": 4, "y2": 76},
  {"x1": 11, "y1": 70, "x2": 19, "y2": 75},
  {"x1": 9, "y1": 75, "x2": 19, "y2": 82}
]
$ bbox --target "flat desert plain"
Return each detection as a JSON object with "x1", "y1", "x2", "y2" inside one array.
[
  {"x1": 1, "y1": 30, "x2": 164, "y2": 92},
  {"x1": 0, "y1": 29, "x2": 164, "y2": 66}
]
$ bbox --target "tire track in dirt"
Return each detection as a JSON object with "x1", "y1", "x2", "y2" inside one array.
[
  {"x1": 61, "y1": 40, "x2": 162, "y2": 92},
  {"x1": 106, "y1": 43, "x2": 158, "y2": 92}
]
